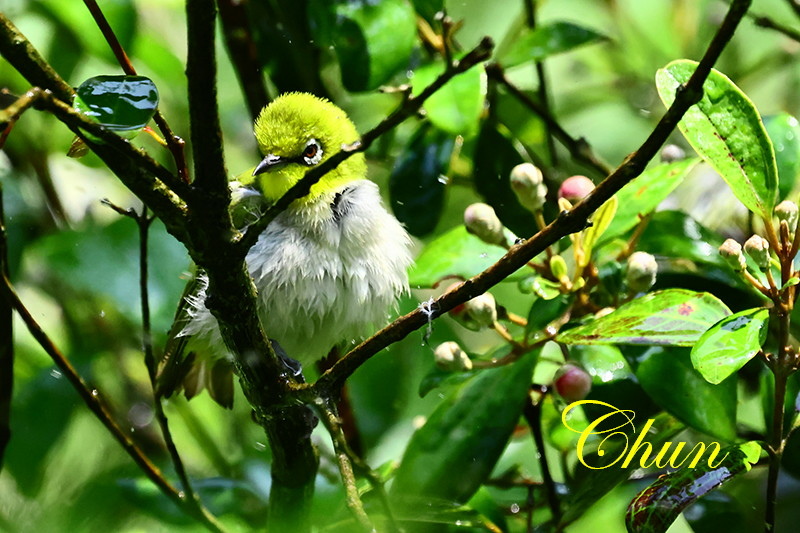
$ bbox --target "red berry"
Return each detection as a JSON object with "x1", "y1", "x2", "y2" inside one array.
[
  {"x1": 554, "y1": 363, "x2": 592, "y2": 403},
  {"x1": 558, "y1": 175, "x2": 595, "y2": 203}
]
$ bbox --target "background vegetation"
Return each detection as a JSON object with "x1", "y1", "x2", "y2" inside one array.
[{"x1": 2, "y1": 0, "x2": 800, "y2": 531}]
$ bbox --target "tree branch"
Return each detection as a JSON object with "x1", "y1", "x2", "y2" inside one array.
[{"x1": 314, "y1": 0, "x2": 753, "y2": 394}]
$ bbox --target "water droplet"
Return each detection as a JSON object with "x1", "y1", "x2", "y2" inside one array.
[
  {"x1": 91, "y1": 389, "x2": 99, "y2": 397},
  {"x1": 178, "y1": 491, "x2": 186, "y2": 499},
  {"x1": 50, "y1": 369, "x2": 62, "y2": 379},
  {"x1": 99, "y1": 310, "x2": 106, "y2": 318},
  {"x1": 254, "y1": 441, "x2": 267, "y2": 451},
  {"x1": 510, "y1": 503, "x2": 520, "y2": 513}
]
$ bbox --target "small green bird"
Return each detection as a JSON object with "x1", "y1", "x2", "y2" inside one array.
[{"x1": 159, "y1": 93, "x2": 413, "y2": 407}]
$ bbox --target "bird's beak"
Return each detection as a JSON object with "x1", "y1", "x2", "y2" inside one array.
[{"x1": 253, "y1": 154, "x2": 287, "y2": 176}]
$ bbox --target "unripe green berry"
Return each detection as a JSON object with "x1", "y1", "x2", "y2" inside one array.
[
  {"x1": 743, "y1": 235, "x2": 770, "y2": 269},
  {"x1": 434, "y1": 341, "x2": 473, "y2": 371},
  {"x1": 464, "y1": 203, "x2": 506, "y2": 246},
  {"x1": 554, "y1": 363, "x2": 592, "y2": 403},
  {"x1": 549, "y1": 255, "x2": 569, "y2": 282},
  {"x1": 626, "y1": 251, "x2": 658, "y2": 292},
  {"x1": 510, "y1": 163, "x2": 548, "y2": 211},
  {"x1": 775, "y1": 200, "x2": 799, "y2": 234},
  {"x1": 719, "y1": 239, "x2": 746, "y2": 271},
  {"x1": 558, "y1": 175, "x2": 595, "y2": 203}
]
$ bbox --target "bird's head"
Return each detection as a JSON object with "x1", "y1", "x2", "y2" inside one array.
[{"x1": 249, "y1": 93, "x2": 367, "y2": 204}]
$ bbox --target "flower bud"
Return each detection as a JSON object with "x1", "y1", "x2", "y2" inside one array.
[
  {"x1": 660, "y1": 144, "x2": 686, "y2": 163},
  {"x1": 434, "y1": 341, "x2": 473, "y2": 371},
  {"x1": 554, "y1": 363, "x2": 592, "y2": 403},
  {"x1": 719, "y1": 238, "x2": 746, "y2": 271},
  {"x1": 464, "y1": 203, "x2": 506, "y2": 246},
  {"x1": 464, "y1": 292, "x2": 498, "y2": 329},
  {"x1": 558, "y1": 175, "x2": 595, "y2": 203},
  {"x1": 626, "y1": 251, "x2": 658, "y2": 293},
  {"x1": 510, "y1": 163, "x2": 548, "y2": 211},
  {"x1": 549, "y1": 255, "x2": 569, "y2": 283},
  {"x1": 775, "y1": 200, "x2": 799, "y2": 234},
  {"x1": 744, "y1": 235, "x2": 770, "y2": 269}
]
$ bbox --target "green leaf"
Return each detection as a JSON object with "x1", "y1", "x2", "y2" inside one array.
[
  {"x1": 410, "y1": 0, "x2": 444, "y2": 22},
  {"x1": 413, "y1": 61, "x2": 486, "y2": 136},
  {"x1": 73, "y1": 75, "x2": 159, "y2": 139},
  {"x1": 602, "y1": 158, "x2": 699, "y2": 242},
  {"x1": 625, "y1": 442, "x2": 761, "y2": 533},
  {"x1": 580, "y1": 196, "x2": 617, "y2": 268},
  {"x1": 408, "y1": 226, "x2": 522, "y2": 288},
  {"x1": 392, "y1": 350, "x2": 538, "y2": 505},
  {"x1": 518, "y1": 274, "x2": 562, "y2": 300},
  {"x1": 526, "y1": 294, "x2": 571, "y2": 336},
  {"x1": 690, "y1": 307, "x2": 769, "y2": 385},
  {"x1": 328, "y1": 0, "x2": 417, "y2": 92},
  {"x1": 764, "y1": 113, "x2": 800, "y2": 200},
  {"x1": 655, "y1": 60, "x2": 778, "y2": 219},
  {"x1": 473, "y1": 123, "x2": 538, "y2": 237},
  {"x1": 389, "y1": 123, "x2": 453, "y2": 236},
  {"x1": 557, "y1": 289, "x2": 732, "y2": 347},
  {"x1": 499, "y1": 21, "x2": 607, "y2": 70},
  {"x1": 630, "y1": 347, "x2": 737, "y2": 441}
]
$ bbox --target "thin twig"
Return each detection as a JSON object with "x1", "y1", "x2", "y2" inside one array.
[
  {"x1": 523, "y1": 394, "x2": 561, "y2": 522},
  {"x1": 0, "y1": 275, "x2": 227, "y2": 533},
  {"x1": 238, "y1": 36, "x2": 495, "y2": 253},
  {"x1": 751, "y1": 13, "x2": 800, "y2": 43},
  {"x1": 486, "y1": 64, "x2": 611, "y2": 177},
  {"x1": 784, "y1": 0, "x2": 800, "y2": 21},
  {"x1": 81, "y1": 0, "x2": 190, "y2": 183},
  {"x1": 312, "y1": 0, "x2": 753, "y2": 395}
]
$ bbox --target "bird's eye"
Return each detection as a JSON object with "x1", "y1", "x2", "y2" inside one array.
[{"x1": 302, "y1": 139, "x2": 323, "y2": 166}]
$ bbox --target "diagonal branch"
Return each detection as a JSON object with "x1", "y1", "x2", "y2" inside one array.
[{"x1": 313, "y1": 0, "x2": 753, "y2": 394}]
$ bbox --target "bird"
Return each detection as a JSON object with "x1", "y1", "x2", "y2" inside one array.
[{"x1": 157, "y1": 92, "x2": 414, "y2": 407}]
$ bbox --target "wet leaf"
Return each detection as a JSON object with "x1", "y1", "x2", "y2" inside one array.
[
  {"x1": 690, "y1": 307, "x2": 769, "y2": 384},
  {"x1": 500, "y1": 21, "x2": 608, "y2": 70},
  {"x1": 656, "y1": 60, "x2": 778, "y2": 219},
  {"x1": 73, "y1": 75, "x2": 159, "y2": 139},
  {"x1": 557, "y1": 289, "x2": 732, "y2": 347},
  {"x1": 625, "y1": 442, "x2": 761, "y2": 533},
  {"x1": 764, "y1": 113, "x2": 800, "y2": 200},
  {"x1": 389, "y1": 123, "x2": 453, "y2": 236},
  {"x1": 392, "y1": 350, "x2": 538, "y2": 505}
]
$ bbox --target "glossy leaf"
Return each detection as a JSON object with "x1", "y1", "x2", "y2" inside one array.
[
  {"x1": 408, "y1": 226, "x2": 522, "y2": 288},
  {"x1": 656, "y1": 60, "x2": 778, "y2": 219},
  {"x1": 580, "y1": 196, "x2": 618, "y2": 268},
  {"x1": 389, "y1": 123, "x2": 453, "y2": 236},
  {"x1": 526, "y1": 294, "x2": 571, "y2": 335},
  {"x1": 500, "y1": 21, "x2": 607, "y2": 70},
  {"x1": 558, "y1": 289, "x2": 731, "y2": 347},
  {"x1": 603, "y1": 158, "x2": 699, "y2": 242},
  {"x1": 764, "y1": 113, "x2": 800, "y2": 200},
  {"x1": 329, "y1": 0, "x2": 417, "y2": 92},
  {"x1": 625, "y1": 442, "x2": 761, "y2": 533},
  {"x1": 630, "y1": 347, "x2": 737, "y2": 441},
  {"x1": 73, "y1": 75, "x2": 159, "y2": 139},
  {"x1": 392, "y1": 350, "x2": 538, "y2": 505},
  {"x1": 473, "y1": 123, "x2": 538, "y2": 237},
  {"x1": 690, "y1": 307, "x2": 769, "y2": 385},
  {"x1": 413, "y1": 61, "x2": 486, "y2": 136}
]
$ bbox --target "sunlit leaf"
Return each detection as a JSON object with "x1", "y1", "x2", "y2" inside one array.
[
  {"x1": 580, "y1": 196, "x2": 617, "y2": 267},
  {"x1": 656, "y1": 60, "x2": 778, "y2": 219},
  {"x1": 500, "y1": 21, "x2": 608, "y2": 69},
  {"x1": 557, "y1": 289, "x2": 732, "y2": 346},
  {"x1": 625, "y1": 442, "x2": 761, "y2": 533},
  {"x1": 690, "y1": 307, "x2": 769, "y2": 384}
]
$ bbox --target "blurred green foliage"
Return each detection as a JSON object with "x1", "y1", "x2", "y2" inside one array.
[{"x1": 4, "y1": 0, "x2": 800, "y2": 532}]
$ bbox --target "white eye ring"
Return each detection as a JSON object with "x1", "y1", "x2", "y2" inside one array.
[{"x1": 302, "y1": 138, "x2": 323, "y2": 166}]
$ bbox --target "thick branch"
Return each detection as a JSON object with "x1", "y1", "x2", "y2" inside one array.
[{"x1": 314, "y1": 0, "x2": 753, "y2": 393}]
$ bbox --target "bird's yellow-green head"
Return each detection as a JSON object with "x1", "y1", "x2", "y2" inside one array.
[{"x1": 248, "y1": 93, "x2": 367, "y2": 203}]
